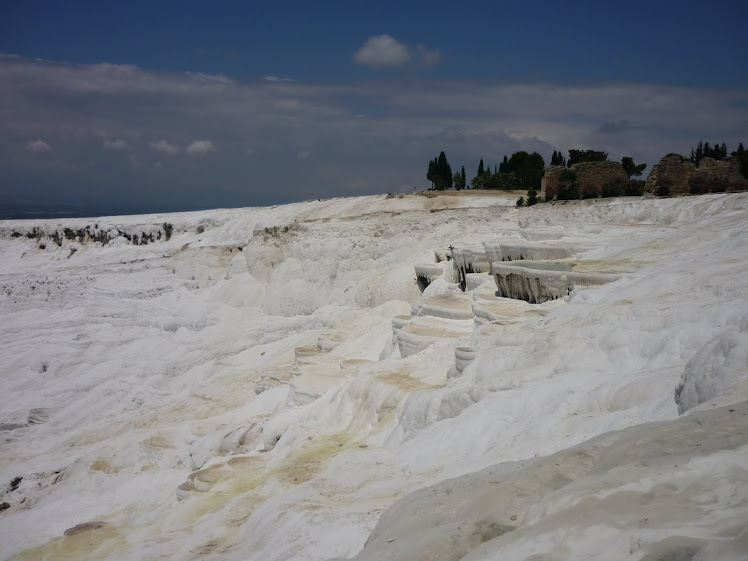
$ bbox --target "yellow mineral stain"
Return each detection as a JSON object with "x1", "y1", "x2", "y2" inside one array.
[
  {"x1": 89, "y1": 459, "x2": 122, "y2": 474},
  {"x1": 376, "y1": 371, "x2": 432, "y2": 391},
  {"x1": 569, "y1": 259, "x2": 639, "y2": 274},
  {"x1": 141, "y1": 434, "x2": 174, "y2": 450},
  {"x1": 11, "y1": 523, "x2": 124, "y2": 561},
  {"x1": 273, "y1": 432, "x2": 351, "y2": 486},
  {"x1": 175, "y1": 460, "x2": 266, "y2": 526}
]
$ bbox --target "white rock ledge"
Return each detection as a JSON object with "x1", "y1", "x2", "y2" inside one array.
[{"x1": 491, "y1": 261, "x2": 620, "y2": 303}]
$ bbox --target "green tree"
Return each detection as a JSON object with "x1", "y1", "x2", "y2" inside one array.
[
  {"x1": 453, "y1": 165, "x2": 466, "y2": 190},
  {"x1": 556, "y1": 168, "x2": 579, "y2": 200},
  {"x1": 453, "y1": 171, "x2": 462, "y2": 190},
  {"x1": 470, "y1": 173, "x2": 486, "y2": 189},
  {"x1": 526, "y1": 188, "x2": 538, "y2": 206},
  {"x1": 498, "y1": 155, "x2": 509, "y2": 173},
  {"x1": 735, "y1": 144, "x2": 748, "y2": 179},
  {"x1": 436, "y1": 151, "x2": 452, "y2": 189},
  {"x1": 477, "y1": 159, "x2": 484, "y2": 176},
  {"x1": 621, "y1": 156, "x2": 647, "y2": 178},
  {"x1": 551, "y1": 150, "x2": 567, "y2": 166},
  {"x1": 505, "y1": 151, "x2": 545, "y2": 189},
  {"x1": 426, "y1": 158, "x2": 436, "y2": 188}
]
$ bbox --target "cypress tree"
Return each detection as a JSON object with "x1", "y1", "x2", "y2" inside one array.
[
  {"x1": 477, "y1": 159, "x2": 484, "y2": 176},
  {"x1": 427, "y1": 159, "x2": 436, "y2": 187},
  {"x1": 436, "y1": 151, "x2": 452, "y2": 189}
]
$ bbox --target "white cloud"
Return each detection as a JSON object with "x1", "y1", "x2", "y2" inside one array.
[
  {"x1": 264, "y1": 75, "x2": 294, "y2": 82},
  {"x1": 103, "y1": 139, "x2": 127, "y2": 150},
  {"x1": 354, "y1": 35, "x2": 411, "y2": 68},
  {"x1": 27, "y1": 139, "x2": 51, "y2": 152},
  {"x1": 185, "y1": 140, "x2": 215, "y2": 154},
  {"x1": 149, "y1": 140, "x2": 179, "y2": 155},
  {"x1": 246, "y1": 148, "x2": 255, "y2": 156},
  {"x1": 3, "y1": 55, "x2": 747, "y2": 208},
  {"x1": 185, "y1": 72, "x2": 233, "y2": 86}
]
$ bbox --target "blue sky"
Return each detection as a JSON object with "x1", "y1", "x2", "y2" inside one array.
[{"x1": 1, "y1": 0, "x2": 747, "y2": 215}]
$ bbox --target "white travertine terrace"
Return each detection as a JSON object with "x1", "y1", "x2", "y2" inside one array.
[
  {"x1": 414, "y1": 263, "x2": 446, "y2": 291},
  {"x1": 393, "y1": 315, "x2": 473, "y2": 358},
  {"x1": 451, "y1": 246, "x2": 490, "y2": 289},
  {"x1": 453, "y1": 346, "x2": 478, "y2": 375},
  {"x1": 2, "y1": 192, "x2": 748, "y2": 561},
  {"x1": 411, "y1": 293, "x2": 474, "y2": 320},
  {"x1": 490, "y1": 261, "x2": 620, "y2": 303},
  {"x1": 484, "y1": 240, "x2": 574, "y2": 262}
]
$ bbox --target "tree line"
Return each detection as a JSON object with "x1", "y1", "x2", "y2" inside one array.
[
  {"x1": 425, "y1": 141, "x2": 746, "y2": 204},
  {"x1": 426, "y1": 148, "x2": 646, "y2": 198}
]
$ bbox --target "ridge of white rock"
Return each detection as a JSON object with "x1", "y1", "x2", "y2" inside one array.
[
  {"x1": 1, "y1": 191, "x2": 747, "y2": 561},
  {"x1": 483, "y1": 240, "x2": 574, "y2": 262}
]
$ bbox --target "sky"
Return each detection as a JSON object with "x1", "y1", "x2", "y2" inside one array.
[{"x1": 1, "y1": 0, "x2": 747, "y2": 215}]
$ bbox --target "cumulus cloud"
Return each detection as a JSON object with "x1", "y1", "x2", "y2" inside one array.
[
  {"x1": 103, "y1": 139, "x2": 127, "y2": 150},
  {"x1": 354, "y1": 35, "x2": 441, "y2": 69},
  {"x1": 149, "y1": 140, "x2": 179, "y2": 155},
  {"x1": 27, "y1": 139, "x2": 51, "y2": 152},
  {"x1": 354, "y1": 35, "x2": 411, "y2": 68},
  {"x1": 185, "y1": 140, "x2": 215, "y2": 154}
]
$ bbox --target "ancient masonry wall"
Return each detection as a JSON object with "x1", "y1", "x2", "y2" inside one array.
[
  {"x1": 645, "y1": 155, "x2": 745, "y2": 195},
  {"x1": 541, "y1": 161, "x2": 628, "y2": 201}
]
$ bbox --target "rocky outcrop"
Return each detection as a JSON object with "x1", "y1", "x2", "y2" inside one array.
[
  {"x1": 646, "y1": 155, "x2": 746, "y2": 195},
  {"x1": 541, "y1": 161, "x2": 628, "y2": 201},
  {"x1": 1, "y1": 222, "x2": 174, "y2": 247}
]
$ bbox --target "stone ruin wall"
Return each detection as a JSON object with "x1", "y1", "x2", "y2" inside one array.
[
  {"x1": 540, "y1": 165, "x2": 565, "y2": 201},
  {"x1": 645, "y1": 155, "x2": 745, "y2": 195},
  {"x1": 540, "y1": 161, "x2": 628, "y2": 201}
]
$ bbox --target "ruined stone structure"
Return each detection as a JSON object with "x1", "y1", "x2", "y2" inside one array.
[
  {"x1": 540, "y1": 161, "x2": 628, "y2": 201},
  {"x1": 539, "y1": 165, "x2": 565, "y2": 201},
  {"x1": 645, "y1": 155, "x2": 746, "y2": 195},
  {"x1": 696, "y1": 157, "x2": 745, "y2": 185},
  {"x1": 644, "y1": 155, "x2": 695, "y2": 195}
]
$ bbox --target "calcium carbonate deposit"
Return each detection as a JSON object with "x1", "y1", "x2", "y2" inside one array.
[{"x1": 0, "y1": 192, "x2": 747, "y2": 561}]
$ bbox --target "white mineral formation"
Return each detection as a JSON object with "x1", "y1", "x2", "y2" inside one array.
[{"x1": 0, "y1": 192, "x2": 747, "y2": 561}]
